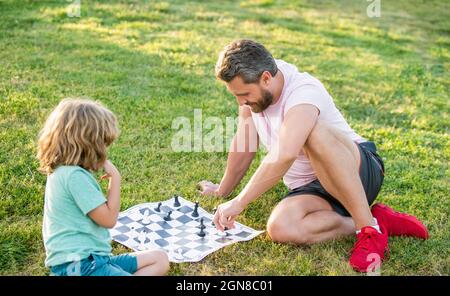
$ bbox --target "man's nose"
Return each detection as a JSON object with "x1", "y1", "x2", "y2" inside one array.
[{"x1": 236, "y1": 97, "x2": 247, "y2": 106}]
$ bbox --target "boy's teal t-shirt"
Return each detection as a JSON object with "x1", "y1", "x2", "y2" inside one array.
[{"x1": 43, "y1": 165, "x2": 112, "y2": 267}]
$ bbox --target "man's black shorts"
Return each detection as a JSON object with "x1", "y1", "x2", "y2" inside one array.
[{"x1": 284, "y1": 141, "x2": 385, "y2": 217}]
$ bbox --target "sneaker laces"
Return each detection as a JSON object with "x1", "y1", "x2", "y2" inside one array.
[
  {"x1": 351, "y1": 231, "x2": 375, "y2": 254},
  {"x1": 350, "y1": 228, "x2": 390, "y2": 258}
]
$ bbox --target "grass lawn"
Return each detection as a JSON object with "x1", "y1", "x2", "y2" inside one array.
[{"x1": 0, "y1": 0, "x2": 448, "y2": 275}]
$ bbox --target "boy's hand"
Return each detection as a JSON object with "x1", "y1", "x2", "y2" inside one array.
[
  {"x1": 101, "y1": 160, "x2": 120, "y2": 180},
  {"x1": 90, "y1": 160, "x2": 121, "y2": 228}
]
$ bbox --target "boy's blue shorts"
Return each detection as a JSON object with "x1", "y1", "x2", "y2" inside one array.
[{"x1": 50, "y1": 254, "x2": 138, "y2": 276}]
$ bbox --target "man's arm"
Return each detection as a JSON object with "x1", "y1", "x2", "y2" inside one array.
[
  {"x1": 214, "y1": 104, "x2": 319, "y2": 230},
  {"x1": 199, "y1": 106, "x2": 259, "y2": 197},
  {"x1": 217, "y1": 106, "x2": 259, "y2": 197}
]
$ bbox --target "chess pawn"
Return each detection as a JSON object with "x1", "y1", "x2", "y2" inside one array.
[
  {"x1": 173, "y1": 195, "x2": 181, "y2": 207},
  {"x1": 198, "y1": 229, "x2": 206, "y2": 238},
  {"x1": 197, "y1": 218, "x2": 206, "y2": 229},
  {"x1": 138, "y1": 230, "x2": 147, "y2": 249},
  {"x1": 154, "y1": 202, "x2": 162, "y2": 212},
  {"x1": 192, "y1": 201, "x2": 199, "y2": 217},
  {"x1": 197, "y1": 218, "x2": 206, "y2": 238},
  {"x1": 164, "y1": 210, "x2": 172, "y2": 221},
  {"x1": 141, "y1": 209, "x2": 151, "y2": 225}
]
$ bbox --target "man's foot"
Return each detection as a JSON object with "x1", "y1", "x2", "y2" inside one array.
[
  {"x1": 371, "y1": 203, "x2": 429, "y2": 239},
  {"x1": 349, "y1": 226, "x2": 389, "y2": 273}
]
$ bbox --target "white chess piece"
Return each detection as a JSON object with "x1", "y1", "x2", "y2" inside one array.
[
  {"x1": 128, "y1": 226, "x2": 140, "y2": 239},
  {"x1": 141, "y1": 209, "x2": 151, "y2": 225},
  {"x1": 175, "y1": 248, "x2": 184, "y2": 260},
  {"x1": 217, "y1": 230, "x2": 227, "y2": 237},
  {"x1": 138, "y1": 230, "x2": 147, "y2": 249}
]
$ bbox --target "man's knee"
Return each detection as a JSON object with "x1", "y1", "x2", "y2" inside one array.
[
  {"x1": 304, "y1": 121, "x2": 351, "y2": 158},
  {"x1": 266, "y1": 215, "x2": 312, "y2": 245}
]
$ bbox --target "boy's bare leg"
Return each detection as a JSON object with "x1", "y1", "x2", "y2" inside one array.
[{"x1": 133, "y1": 249, "x2": 170, "y2": 276}]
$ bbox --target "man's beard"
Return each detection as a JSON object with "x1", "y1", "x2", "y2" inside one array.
[{"x1": 248, "y1": 89, "x2": 273, "y2": 113}]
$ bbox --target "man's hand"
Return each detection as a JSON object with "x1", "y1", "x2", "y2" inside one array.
[
  {"x1": 213, "y1": 198, "x2": 246, "y2": 231},
  {"x1": 198, "y1": 180, "x2": 220, "y2": 197}
]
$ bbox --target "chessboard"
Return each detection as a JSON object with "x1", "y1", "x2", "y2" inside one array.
[{"x1": 110, "y1": 195, "x2": 264, "y2": 263}]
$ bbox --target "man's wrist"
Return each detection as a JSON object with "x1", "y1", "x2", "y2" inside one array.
[
  {"x1": 216, "y1": 185, "x2": 229, "y2": 198},
  {"x1": 235, "y1": 193, "x2": 249, "y2": 209}
]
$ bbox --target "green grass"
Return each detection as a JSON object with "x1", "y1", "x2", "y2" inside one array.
[{"x1": 0, "y1": 0, "x2": 449, "y2": 275}]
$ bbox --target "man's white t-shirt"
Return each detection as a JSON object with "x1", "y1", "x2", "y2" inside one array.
[{"x1": 251, "y1": 59, "x2": 366, "y2": 190}]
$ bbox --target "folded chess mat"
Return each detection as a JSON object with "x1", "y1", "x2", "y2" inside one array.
[{"x1": 110, "y1": 195, "x2": 264, "y2": 263}]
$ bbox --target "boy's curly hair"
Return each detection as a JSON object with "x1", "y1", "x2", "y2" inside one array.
[{"x1": 37, "y1": 98, "x2": 119, "y2": 174}]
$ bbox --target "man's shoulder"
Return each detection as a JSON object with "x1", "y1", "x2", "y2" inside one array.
[
  {"x1": 275, "y1": 59, "x2": 296, "y2": 72},
  {"x1": 276, "y1": 59, "x2": 322, "y2": 88}
]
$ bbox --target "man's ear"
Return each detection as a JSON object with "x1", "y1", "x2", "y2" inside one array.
[{"x1": 260, "y1": 71, "x2": 272, "y2": 86}]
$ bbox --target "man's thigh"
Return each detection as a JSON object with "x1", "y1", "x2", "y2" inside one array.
[{"x1": 269, "y1": 194, "x2": 334, "y2": 223}]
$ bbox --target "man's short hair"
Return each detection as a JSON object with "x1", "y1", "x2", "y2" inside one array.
[{"x1": 215, "y1": 39, "x2": 278, "y2": 83}]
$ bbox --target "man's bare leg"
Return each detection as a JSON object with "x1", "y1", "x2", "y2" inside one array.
[
  {"x1": 267, "y1": 195, "x2": 355, "y2": 245},
  {"x1": 303, "y1": 121, "x2": 375, "y2": 230}
]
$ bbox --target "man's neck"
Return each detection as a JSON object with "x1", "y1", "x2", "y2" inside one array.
[{"x1": 270, "y1": 70, "x2": 285, "y2": 105}]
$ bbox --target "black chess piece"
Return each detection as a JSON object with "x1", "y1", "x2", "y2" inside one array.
[
  {"x1": 173, "y1": 195, "x2": 181, "y2": 207},
  {"x1": 154, "y1": 202, "x2": 162, "y2": 212},
  {"x1": 197, "y1": 218, "x2": 206, "y2": 237},
  {"x1": 217, "y1": 228, "x2": 230, "y2": 237},
  {"x1": 198, "y1": 229, "x2": 206, "y2": 238},
  {"x1": 197, "y1": 218, "x2": 206, "y2": 229},
  {"x1": 164, "y1": 210, "x2": 172, "y2": 221},
  {"x1": 192, "y1": 201, "x2": 199, "y2": 217}
]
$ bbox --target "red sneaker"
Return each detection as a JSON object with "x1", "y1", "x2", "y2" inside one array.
[
  {"x1": 371, "y1": 203, "x2": 429, "y2": 239},
  {"x1": 349, "y1": 226, "x2": 389, "y2": 273}
]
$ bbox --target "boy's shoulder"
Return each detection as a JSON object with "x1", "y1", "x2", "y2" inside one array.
[
  {"x1": 49, "y1": 166, "x2": 101, "y2": 194},
  {"x1": 51, "y1": 165, "x2": 94, "y2": 181}
]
